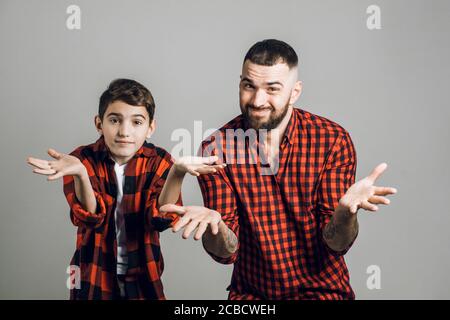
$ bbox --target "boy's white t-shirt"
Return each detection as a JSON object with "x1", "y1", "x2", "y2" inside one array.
[{"x1": 114, "y1": 161, "x2": 128, "y2": 275}]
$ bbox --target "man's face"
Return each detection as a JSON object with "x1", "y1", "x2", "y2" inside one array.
[
  {"x1": 239, "y1": 60, "x2": 301, "y2": 130},
  {"x1": 95, "y1": 100, "x2": 155, "y2": 165}
]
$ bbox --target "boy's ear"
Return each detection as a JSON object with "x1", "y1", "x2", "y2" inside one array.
[
  {"x1": 95, "y1": 115, "x2": 103, "y2": 135},
  {"x1": 146, "y1": 119, "x2": 156, "y2": 139}
]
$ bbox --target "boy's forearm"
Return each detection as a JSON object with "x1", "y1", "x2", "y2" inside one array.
[
  {"x1": 158, "y1": 166, "x2": 185, "y2": 207},
  {"x1": 202, "y1": 220, "x2": 238, "y2": 258},
  {"x1": 323, "y1": 206, "x2": 359, "y2": 252},
  {"x1": 73, "y1": 168, "x2": 97, "y2": 213}
]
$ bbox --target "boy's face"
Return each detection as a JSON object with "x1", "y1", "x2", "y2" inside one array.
[{"x1": 95, "y1": 100, "x2": 155, "y2": 165}]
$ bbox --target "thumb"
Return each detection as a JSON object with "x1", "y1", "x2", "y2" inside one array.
[
  {"x1": 159, "y1": 204, "x2": 186, "y2": 215},
  {"x1": 48, "y1": 148, "x2": 63, "y2": 160},
  {"x1": 367, "y1": 162, "x2": 387, "y2": 183}
]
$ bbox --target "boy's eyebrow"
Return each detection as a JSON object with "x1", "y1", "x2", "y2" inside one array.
[
  {"x1": 106, "y1": 112, "x2": 147, "y2": 119},
  {"x1": 240, "y1": 77, "x2": 284, "y2": 87}
]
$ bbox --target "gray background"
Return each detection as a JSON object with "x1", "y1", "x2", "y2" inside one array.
[{"x1": 1, "y1": 0, "x2": 449, "y2": 299}]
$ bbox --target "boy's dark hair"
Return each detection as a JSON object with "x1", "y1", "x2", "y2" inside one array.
[
  {"x1": 244, "y1": 39, "x2": 298, "y2": 69},
  {"x1": 99, "y1": 79, "x2": 155, "y2": 122}
]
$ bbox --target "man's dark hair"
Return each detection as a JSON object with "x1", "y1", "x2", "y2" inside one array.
[
  {"x1": 244, "y1": 39, "x2": 298, "y2": 69},
  {"x1": 98, "y1": 78, "x2": 155, "y2": 122}
]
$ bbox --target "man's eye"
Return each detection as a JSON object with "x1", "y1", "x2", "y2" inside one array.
[
  {"x1": 134, "y1": 121, "x2": 143, "y2": 125},
  {"x1": 268, "y1": 87, "x2": 280, "y2": 92},
  {"x1": 244, "y1": 84, "x2": 254, "y2": 89}
]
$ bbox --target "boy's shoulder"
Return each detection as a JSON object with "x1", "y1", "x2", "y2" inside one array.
[{"x1": 69, "y1": 137, "x2": 173, "y2": 166}]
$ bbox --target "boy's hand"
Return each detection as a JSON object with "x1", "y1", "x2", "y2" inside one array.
[
  {"x1": 338, "y1": 163, "x2": 397, "y2": 215},
  {"x1": 27, "y1": 148, "x2": 86, "y2": 181},
  {"x1": 173, "y1": 156, "x2": 226, "y2": 177},
  {"x1": 159, "y1": 204, "x2": 222, "y2": 240}
]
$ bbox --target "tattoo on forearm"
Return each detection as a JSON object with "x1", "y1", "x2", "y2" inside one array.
[
  {"x1": 225, "y1": 228, "x2": 238, "y2": 253},
  {"x1": 323, "y1": 220, "x2": 337, "y2": 240}
]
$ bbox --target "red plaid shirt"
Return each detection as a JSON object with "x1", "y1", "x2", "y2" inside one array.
[
  {"x1": 63, "y1": 136, "x2": 180, "y2": 300},
  {"x1": 198, "y1": 108, "x2": 357, "y2": 300}
]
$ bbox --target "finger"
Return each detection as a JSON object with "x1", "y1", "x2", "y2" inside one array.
[
  {"x1": 368, "y1": 195, "x2": 390, "y2": 205},
  {"x1": 199, "y1": 156, "x2": 219, "y2": 165},
  {"x1": 188, "y1": 169, "x2": 200, "y2": 177},
  {"x1": 194, "y1": 221, "x2": 209, "y2": 240},
  {"x1": 159, "y1": 204, "x2": 186, "y2": 215},
  {"x1": 349, "y1": 203, "x2": 359, "y2": 215},
  {"x1": 27, "y1": 157, "x2": 51, "y2": 169},
  {"x1": 196, "y1": 167, "x2": 217, "y2": 175},
  {"x1": 48, "y1": 148, "x2": 63, "y2": 160},
  {"x1": 47, "y1": 171, "x2": 64, "y2": 181},
  {"x1": 374, "y1": 186, "x2": 397, "y2": 196},
  {"x1": 182, "y1": 219, "x2": 202, "y2": 239},
  {"x1": 360, "y1": 200, "x2": 378, "y2": 212},
  {"x1": 211, "y1": 164, "x2": 227, "y2": 170},
  {"x1": 210, "y1": 220, "x2": 220, "y2": 235},
  {"x1": 367, "y1": 163, "x2": 388, "y2": 183},
  {"x1": 33, "y1": 168, "x2": 56, "y2": 176},
  {"x1": 172, "y1": 215, "x2": 193, "y2": 232}
]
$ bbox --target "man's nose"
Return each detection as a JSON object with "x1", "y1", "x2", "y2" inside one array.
[{"x1": 251, "y1": 89, "x2": 268, "y2": 107}]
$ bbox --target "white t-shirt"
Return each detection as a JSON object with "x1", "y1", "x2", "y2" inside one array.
[{"x1": 114, "y1": 162, "x2": 128, "y2": 275}]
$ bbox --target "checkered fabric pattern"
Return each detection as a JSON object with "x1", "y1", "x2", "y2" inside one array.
[
  {"x1": 198, "y1": 108, "x2": 357, "y2": 300},
  {"x1": 63, "y1": 136, "x2": 181, "y2": 299}
]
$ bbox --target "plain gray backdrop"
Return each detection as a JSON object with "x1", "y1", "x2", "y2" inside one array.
[{"x1": 1, "y1": 0, "x2": 449, "y2": 299}]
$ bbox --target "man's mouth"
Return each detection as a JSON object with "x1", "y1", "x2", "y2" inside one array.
[{"x1": 248, "y1": 106, "x2": 271, "y2": 116}]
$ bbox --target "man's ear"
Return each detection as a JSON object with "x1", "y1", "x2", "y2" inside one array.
[
  {"x1": 289, "y1": 80, "x2": 303, "y2": 105},
  {"x1": 146, "y1": 119, "x2": 156, "y2": 139},
  {"x1": 95, "y1": 115, "x2": 103, "y2": 135}
]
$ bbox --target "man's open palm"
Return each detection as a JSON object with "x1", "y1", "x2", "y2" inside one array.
[{"x1": 339, "y1": 163, "x2": 397, "y2": 214}]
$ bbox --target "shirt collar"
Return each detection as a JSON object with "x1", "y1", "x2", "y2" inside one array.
[
  {"x1": 241, "y1": 108, "x2": 298, "y2": 147},
  {"x1": 93, "y1": 136, "x2": 155, "y2": 163}
]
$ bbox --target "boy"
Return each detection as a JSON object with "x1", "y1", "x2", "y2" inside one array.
[{"x1": 27, "y1": 79, "x2": 224, "y2": 299}]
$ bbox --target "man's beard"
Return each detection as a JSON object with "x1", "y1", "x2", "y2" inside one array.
[{"x1": 242, "y1": 101, "x2": 290, "y2": 131}]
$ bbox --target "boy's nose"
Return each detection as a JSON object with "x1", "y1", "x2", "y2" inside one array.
[{"x1": 118, "y1": 124, "x2": 131, "y2": 137}]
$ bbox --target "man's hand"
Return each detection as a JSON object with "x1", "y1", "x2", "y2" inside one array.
[
  {"x1": 27, "y1": 148, "x2": 86, "y2": 181},
  {"x1": 338, "y1": 162, "x2": 397, "y2": 215},
  {"x1": 159, "y1": 204, "x2": 222, "y2": 240},
  {"x1": 173, "y1": 156, "x2": 226, "y2": 177}
]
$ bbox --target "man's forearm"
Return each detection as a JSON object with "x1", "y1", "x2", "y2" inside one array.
[
  {"x1": 323, "y1": 206, "x2": 359, "y2": 252},
  {"x1": 74, "y1": 169, "x2": 97, "y2": 213},
  {"x1": 202, "y1": 220, "x2": 238, "y2": 258}
]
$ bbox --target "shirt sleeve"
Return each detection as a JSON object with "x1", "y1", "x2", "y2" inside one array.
[
  {"x1": 145, "y1": 151, "x2": 182, "y2": 232},
  {"x1": 63, "y1": 155, "x2": 109, "y2": 229},
  {"x1": 197, "y1": 138, "x2": 239, "y2": 264},
  {"x1": 316, "y1": 131, "x2": 357, "y2": 256}
]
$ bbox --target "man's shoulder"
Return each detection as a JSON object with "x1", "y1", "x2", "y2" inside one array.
[
  {"x1": 200, "y1": 113, "x2": 244, "y2": 149},
  {"x1": 295, "y1": 107, "x2": 351, "y2": 138}
]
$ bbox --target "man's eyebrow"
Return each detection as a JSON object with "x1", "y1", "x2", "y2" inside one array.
[
  {"x1": 266, "y1": 81, "x2": 283, "y2": 87},
  {"x1": 241, "y1": 77, "x2": 284, "y2": 87},
  {"x1": 241, "y1": 77, "x2": 254, "y2": 83}
]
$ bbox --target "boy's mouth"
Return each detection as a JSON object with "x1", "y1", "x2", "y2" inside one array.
[{"x1": 115, "y1": 140, "x2": 134, "y2": 145}]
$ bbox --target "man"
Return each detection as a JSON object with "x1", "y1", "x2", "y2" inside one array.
[{"x1": 160, "y1": 39, "x2": 397, "y2": 299}]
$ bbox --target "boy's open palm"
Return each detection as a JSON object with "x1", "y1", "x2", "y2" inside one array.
[
  {"x1": 174, "y1": 156, "x2": 226, "y2": 176},
  {"x1": 27, "y1": 148, "x2": 84, "y2": 181}
]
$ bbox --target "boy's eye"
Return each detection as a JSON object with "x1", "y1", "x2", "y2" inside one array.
[
  {"x1": 134, "y1": 120, "x2": 143, "y2": 125},
  {"x1": 109, "y1": 118, "x2": 119, "y2": 124}
]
